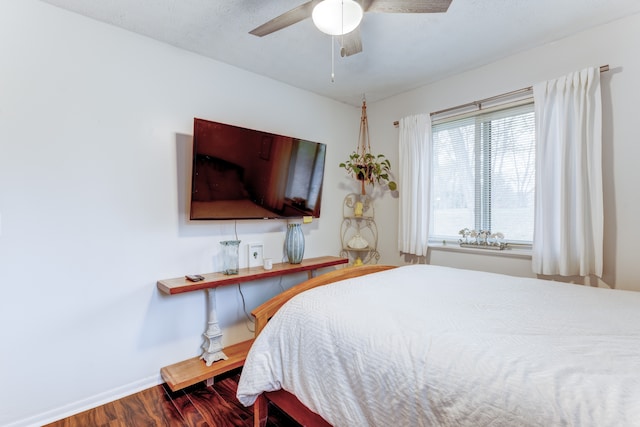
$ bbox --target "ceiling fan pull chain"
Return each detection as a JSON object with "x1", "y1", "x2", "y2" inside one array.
[
  {"x1": 331, "y1": 0, "x2": 346, "y2": 81},
  {"x1": 340, "y1": 0, "x2": 346, "y2": 57},
  {"x1": 341, "y1": 0, "x2": 344, "y2": 40},
  {"x1": 340, "y1": 0, "x2": 346, "y2": 58},
  {"x1": 331, "y1": 35, "x2": 335, "y2": 82}
]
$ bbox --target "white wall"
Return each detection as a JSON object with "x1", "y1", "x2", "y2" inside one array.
[
  {"x1": 0, "y1": 1, "x2": 362, "y2": 425},
  {"x1": 369, "y1": 12, "x2": 640, "y2": 292}
]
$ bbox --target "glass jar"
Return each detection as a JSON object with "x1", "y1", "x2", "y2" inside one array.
[{"x1": 220, "y1": 240, "x2": 241, "y2": 275}]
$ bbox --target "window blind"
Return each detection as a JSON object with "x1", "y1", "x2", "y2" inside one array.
[{"x1": 430, "y1": 102, "x2": 535, "y2": 243}]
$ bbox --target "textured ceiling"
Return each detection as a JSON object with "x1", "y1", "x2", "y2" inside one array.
[{"x1": 39, "y1": 0, "x2": 640, "y2": 106}]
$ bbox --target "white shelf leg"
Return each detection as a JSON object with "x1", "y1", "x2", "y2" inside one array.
[{"x1": 201, "y1": 288, "x2": 228, "y2": 366}]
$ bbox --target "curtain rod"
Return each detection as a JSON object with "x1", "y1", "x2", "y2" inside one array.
[{"x1": 393, "y1": 64, "x2": 609, "y2": 127}]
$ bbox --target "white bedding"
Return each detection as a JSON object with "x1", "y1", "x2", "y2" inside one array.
[{"x1": 236, "y1": 265, "x2": 640, "y2": 426}]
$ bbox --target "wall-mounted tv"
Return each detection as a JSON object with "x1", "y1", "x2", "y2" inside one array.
[{"x1": 190, "y1": 118, "x2": 327, "y2": 220}]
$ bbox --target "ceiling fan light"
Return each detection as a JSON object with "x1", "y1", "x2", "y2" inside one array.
[{"x1": 312, "y1": 0, "x2": 363, "y2": 36}]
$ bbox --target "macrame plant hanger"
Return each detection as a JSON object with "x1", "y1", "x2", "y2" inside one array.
[{"x1": 357, "y1": 97, "x2": 372, "y2": 195}]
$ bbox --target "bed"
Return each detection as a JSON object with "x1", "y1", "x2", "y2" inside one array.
[{"x1": 236, "y1": 264, "x2": 640, "y2": 427}]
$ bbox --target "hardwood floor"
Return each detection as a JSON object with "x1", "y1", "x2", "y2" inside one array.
[{"x1": 44, "y1": 369, "x2": 299, "y2": 427}]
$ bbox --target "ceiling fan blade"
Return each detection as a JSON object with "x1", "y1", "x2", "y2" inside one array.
[
  {"x1": 340, "y1": 27, "x2": 363, "y2": 57},
  {"x1": 360, "y1": 0, "x2": 375, "y2": 12},
  {"x1": 249, "y1": 1, "x2": 321, "y2": 37},
  {"x1": 366, "y1": 0, "x2": 452, "y2": 13}
]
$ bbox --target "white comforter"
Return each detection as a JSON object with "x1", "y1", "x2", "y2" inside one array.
[{"x1": 236, "y1": 265, "x2": 640, "y2": 426}]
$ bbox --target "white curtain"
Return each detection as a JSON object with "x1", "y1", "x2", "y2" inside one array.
[
  {"x1": 532, "y1": 67, "x2": 603, "y2": 277},
  {"x1": 398, "y1": 114, "x2": 432, "y2": 256}
]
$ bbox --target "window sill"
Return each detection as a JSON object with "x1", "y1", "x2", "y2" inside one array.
[{"x1": 428, "y1": 242, "x2": 532, "y2": 259}]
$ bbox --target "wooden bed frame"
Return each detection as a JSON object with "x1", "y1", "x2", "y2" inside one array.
[{"x1": 249, "y1": 264, "x2": 396, "y2": 427}]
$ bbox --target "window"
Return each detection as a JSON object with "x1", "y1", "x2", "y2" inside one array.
[{"x1": 430, "y1": 102, "x2": 535, "y2": 243}]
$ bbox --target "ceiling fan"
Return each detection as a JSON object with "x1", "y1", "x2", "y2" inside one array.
[{"x1": 249, "y1": 0, "x2": 453, "y2": 57}]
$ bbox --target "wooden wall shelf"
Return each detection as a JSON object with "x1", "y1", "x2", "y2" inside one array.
[
  {"x1": 157, "y1": 256, "x2": 348, "y2": 295},
  {"x1": 161, "y1": 339, "x2": 254, "y2": 392}
]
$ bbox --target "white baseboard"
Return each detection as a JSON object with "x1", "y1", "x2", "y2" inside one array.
[{"x1": 5, "y1": 373, "x2": 163, "y2": 427}]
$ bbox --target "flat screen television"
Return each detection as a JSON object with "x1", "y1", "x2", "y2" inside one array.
[{"x1": 190, "y1": 118, "x2": 327, "y2": 220}]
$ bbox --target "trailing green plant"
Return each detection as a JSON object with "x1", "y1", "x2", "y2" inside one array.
[{"x1": 339, "y1": 151, "x2": 397, "y2": 194}]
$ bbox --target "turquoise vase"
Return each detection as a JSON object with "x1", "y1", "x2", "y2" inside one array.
[{"x1": 284, "y1": 223, "x2": 305, "y2": 264}]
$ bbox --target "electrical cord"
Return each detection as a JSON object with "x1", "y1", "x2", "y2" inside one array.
[
  {"x1": 237, "y1": 283, "x2": 255, "y2": 333},
  {"x1": 234, "y1": 220, "x2": 238, "y2": 241}
]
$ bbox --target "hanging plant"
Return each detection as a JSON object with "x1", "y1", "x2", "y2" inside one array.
[
  {"x1": 339, "y1": 151, "x2": 397, "y2": 191},
  {"x1": 339, "y1": 99, "x2": 398, "y2": 195}
]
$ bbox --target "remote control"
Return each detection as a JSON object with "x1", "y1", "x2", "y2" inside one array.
[{"x1": 185, "y1": 274, "x2": 205, "y2": 282}]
